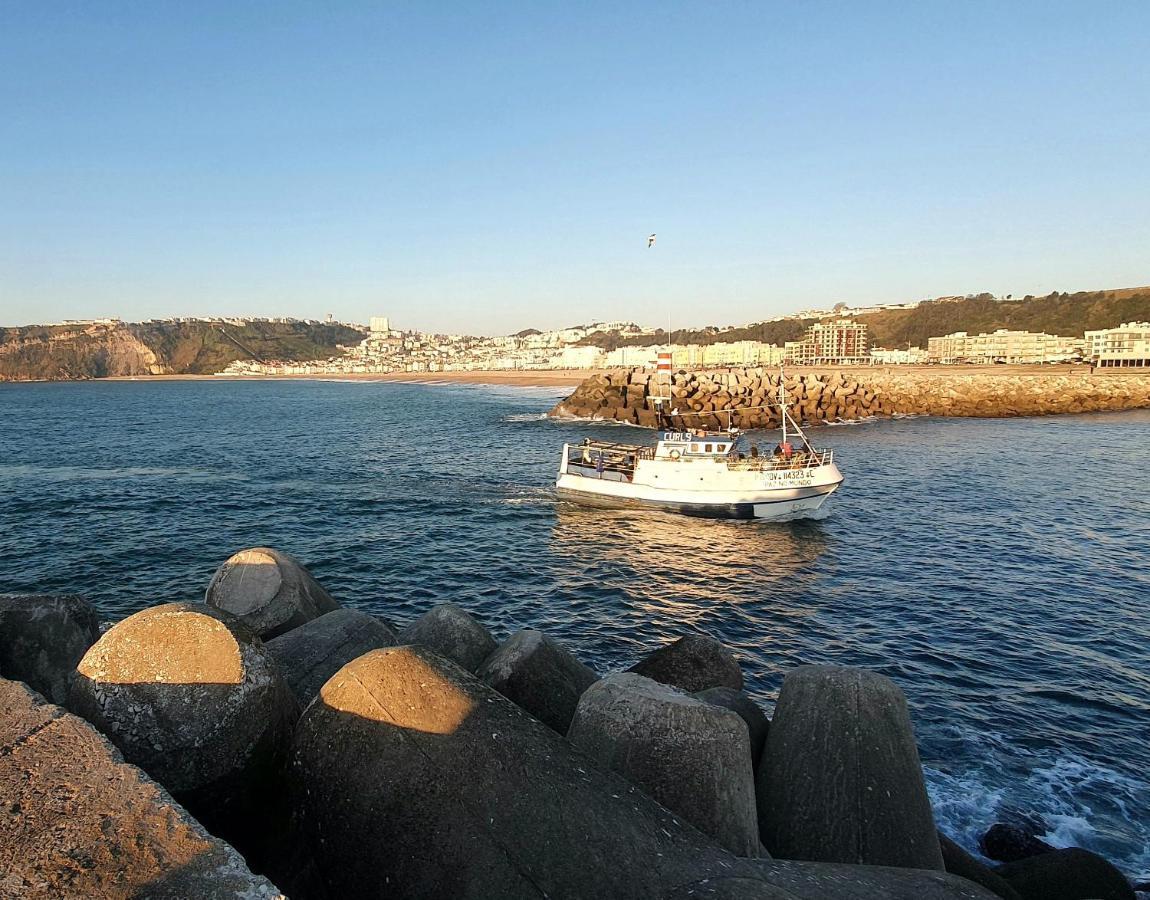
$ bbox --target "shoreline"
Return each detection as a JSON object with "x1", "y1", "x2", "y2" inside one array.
[
  {"x1": 4, "y1": 364, "x2": 1147, "y2": 390},
  {"x1": 6, "y1": 370, "x2": 597, "y2": 388}
]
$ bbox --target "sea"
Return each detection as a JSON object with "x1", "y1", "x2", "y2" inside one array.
[{"x1": 1, "y1": 378, "x2": 1147, "y2": 880}]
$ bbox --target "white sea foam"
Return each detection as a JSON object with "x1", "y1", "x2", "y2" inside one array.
[{"x1": 925, "y1": 749, "x2": 1150, "y2": 881}]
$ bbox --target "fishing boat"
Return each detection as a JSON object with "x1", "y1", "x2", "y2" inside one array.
[{"x1": 555, "y1": 369, "x2": 844, "y2": 520}]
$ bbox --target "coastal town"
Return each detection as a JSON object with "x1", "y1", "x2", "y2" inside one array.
[{"x1": 211, "y1": 307, "x2": 1150, "y2": 377}]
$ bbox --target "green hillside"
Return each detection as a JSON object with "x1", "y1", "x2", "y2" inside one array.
[
  {"x1": 858, "y1": 288, "x2": 1150, "y2": 348},
  {"x1": 576, "y1": 288, "x2": 1150, "y2": 351}
]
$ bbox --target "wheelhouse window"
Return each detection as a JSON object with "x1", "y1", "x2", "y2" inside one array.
[
  {"x1": 705, "y1": 444, "x2": 712, "y2": 453},
  {"x1": 690, "y1": 443, "x2": 699, "y2": 452}
]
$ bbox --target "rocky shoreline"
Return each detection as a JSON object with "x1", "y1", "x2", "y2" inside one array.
[
  {"x1": 549, "y1": 367, "x2": 1150, "y2": 428},
  {"x1": 0, "y1": 552, "x2": 1142, "y2": 899}
]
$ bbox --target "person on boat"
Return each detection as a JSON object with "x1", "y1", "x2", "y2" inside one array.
[
  {"x1": 581, "y1": 439, "x2": 592, "y2": 465},
  {"x1": 774, "y1": 441, "x2": 794, "y2": 459}
]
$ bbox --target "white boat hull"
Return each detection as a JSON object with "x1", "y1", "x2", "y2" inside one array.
[{"x1": 555, "y1": 466, "x2": 843, "y2": 520}]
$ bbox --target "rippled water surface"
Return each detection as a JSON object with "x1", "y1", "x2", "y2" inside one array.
[{"x1": 2, "y1": 379, "x2": 1148, "y2": 878}]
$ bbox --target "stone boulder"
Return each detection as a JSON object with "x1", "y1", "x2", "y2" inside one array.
[
  {"x1": 628, "y1": 633, "x2": 743, "y2": 693},
  {"x1": 67, "y1": 602, "x2": 298, "y2": 869},
  {"x1": 398, "y1": 602, "x2": 497, "y2": 672},
  {"x1": 938, "y1": 832, "x2": 1021, "y2": 900},
  {"x1": 979, "y1": 822, "x2": 1056, "y2": 863},
  {"x1": 568, "y1": 673, "x2": 761, "y2": 856},
  {"x1": 694, "y1": 685, "x2": 770, "y2": 770},
  {"x1": 757, "y1": 665, "x2": 944, "y2": 871},
  {"x1": 0, "y1": 678, "x2": 283, "y2": 899},
  {"x1": 0, "y1": 594, "x2": 100, "y2": 704},
  {"x1": 477, "y1": 629, "x2": 597, "y2": 733},
  {"x1": 266, "y1": 608, "x2": 397, "y2": 705},
  {"x1": 205, "y1": 547, "x2": 339, "y2": 639},
  {"x1": 996, "y1": 848, "x2": 1135, "y2": 900}
]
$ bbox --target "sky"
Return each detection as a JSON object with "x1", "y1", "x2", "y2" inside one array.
[{"x1": 1, "y1": 2, "x2": 1148, "y2": 335}]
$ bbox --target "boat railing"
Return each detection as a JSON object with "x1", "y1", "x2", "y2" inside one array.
[
  {"x1": 726, "y1": 448, "x2": 834, "y2": 472},
  {"x1": 564, "y1": 442, "x2": 652, "y2": 477}
]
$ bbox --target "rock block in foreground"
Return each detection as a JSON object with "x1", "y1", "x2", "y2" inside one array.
[
  {"x1": 757, "y1": 665, "x2": 945, "y2": 871},
  {"x1": 67, "y1": 602, "x2": 298, "y2": 865},
  {"x1": 476, "y1": 628, "x2": 597, "y2": 732},
  {"x1": 289, "y1": 646, "x2": 995, "y2": 900},
  {"x1": 939, "y1": 832, "x2": 1022, "y2": 900},
  {"x1": 205, "y1": 546, "x2": 339, "y2": 639},
  {"x1": 568, "y1": 673, "x2": 761, "y2": 857},
  {"x1": 628, "y1": 633, "x2": 743, "y2": 693},
  {"x1": 0, "y1": 593, "x2": 100, "y2": 704},
  {"x1": 979, "y1": 821, "x2": 1056, "y2": 863},
  {"x1": 266, "y1": 607, "x2": 397, "y2": 705},
  {"x1": 0, "y1": 678, "x2": 282, "y2": 900},
  {"x1": 695, "y1": 685, "x2": 771, "y2": 770},
  {"x1": 996, "y1": 848, "x2": 1136, "y2": 900},
  {"x1": 398, "y1": 602, "x2": 497, "y2": 672}
]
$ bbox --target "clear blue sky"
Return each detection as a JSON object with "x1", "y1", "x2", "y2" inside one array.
[{"x1": 2, "y1": 2, "x2": 1148, "y2": 334}]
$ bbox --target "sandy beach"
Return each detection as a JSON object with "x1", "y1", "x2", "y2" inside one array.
[{"x1": 99, "y1": 369, "x2": 597, "y2": 388}]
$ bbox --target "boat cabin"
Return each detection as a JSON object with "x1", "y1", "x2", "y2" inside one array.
[{"x1": 655, "y1": 430, "x2": 737, "y2": 460}]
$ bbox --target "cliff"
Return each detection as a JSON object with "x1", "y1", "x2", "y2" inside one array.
[
  {"x1": 550, "y1": 367, "x2": 1150, "y2": 428},
  {"x1": 0, "y1": 320, "x2": 364, "y2": 382}
]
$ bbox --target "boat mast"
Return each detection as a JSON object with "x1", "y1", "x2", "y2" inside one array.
[{"x1": 779, "y1": 366, "x2": 788, "y2": 446}]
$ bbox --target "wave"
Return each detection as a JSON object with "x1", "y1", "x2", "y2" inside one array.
[
  {"x1": 926, "y1": 749, "x2": 1150, "y2": 883},
  {"x1": 0, "y1": 464, "x2": 249, "y2": 483},
  {"x1": 502, "y1": 412, "x2": 551, "y2": 422}
]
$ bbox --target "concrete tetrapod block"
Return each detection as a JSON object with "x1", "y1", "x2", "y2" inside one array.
[
  {"x1": 67, "y1": 602, "x2": 299, "y2": 872},
  {"x1": 695, "y1": 685, "x2": 771, "y2": 771},
  {"x1": 665, "y1": 861, "x2": 1000, "y2": 899},
  {"x1": 979, "y1": 822, "x2": 1055, "y2": 863},
  {"x1": 757, "y1": 665, "x2": 945, "y2": 871},
  {"x1": 205, "y1": 547, "x2": 339, "y2": 639},
  {"x1": 398, "y1": 601, "x2": 497, "y2": 672},
  {"x1": 288, "y1": 646, "x2": 997, "y2": 900},
  {"x1": 995, "y1": 848, "x2": 1136, "y2": 900},
  {"x1": 0, "y1": 593, "x2": 100, "y2": 704},
  {"x1": 628, "y1": 633, "x2": 744, "y2": 693},
  {"x1": 568, "y1": 673, "x2": 761, "y2": 857},
  {"x1": 938, "y1": 833, "x2": 1022, "y2": 900},
  {"x1": 476, "y1": 628, "x2": 597, "y2": 732},
  {"x1": 0, "y1": 678, "x2": 283, "y2": 900},
  {"x1": 266, "y1": 607, "x2": 397, "y2": 705}
]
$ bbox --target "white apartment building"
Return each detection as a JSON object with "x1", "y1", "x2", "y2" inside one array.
[
  {"x1": 785, "y1": 320, "x2": 869, "y2": 365},
  {"x1": 927, "y1": 329, "x2": 1082, "y2": 364},
  {"x1": 1084, "y1": 322, "x2": 1150, "y2": 369},
  {"x1": 870, "y1": 347, "x2": 929, "y2": 365},
  {"x1": 369, "y1": 316, "x2": 391, "y2": 334},
  {"x1": 552, "y1": 346, "x2": 604, "y2": 369}
]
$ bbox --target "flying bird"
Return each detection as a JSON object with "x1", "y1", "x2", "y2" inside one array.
[{"x1": 647, "y1": 233, "x2": 656, "y2": 248}]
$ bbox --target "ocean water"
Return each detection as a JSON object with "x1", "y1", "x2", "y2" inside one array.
[{"x1": 1, "y1": 379, "x2": 1148, "y2": 880}]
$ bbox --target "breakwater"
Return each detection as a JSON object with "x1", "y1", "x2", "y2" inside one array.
[
  {"x1": 2, "y1": 552, "x2": 1144, "y2": 900},
  {"x1": 549, "y1": 367, "x2": 1150, "y2": 427}
]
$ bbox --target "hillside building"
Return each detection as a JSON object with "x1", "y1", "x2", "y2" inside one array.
[
  {"x1": 785, "y1": 319, "x2": 869, "y2": 365},
  {"x1": 870, "y1": 347, "x2": 929, "y2": 365},
  {"x1": 927, "y1": 330, "x2": 1082, "y2": 364},
  {"x1": 1084, "y1": 322, "x2": 1150, "y2": 369}
]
